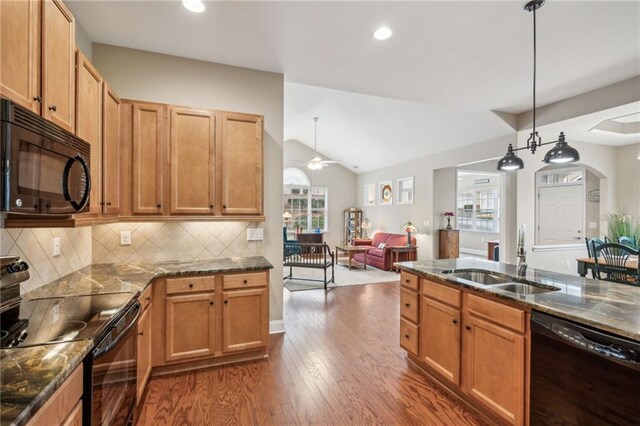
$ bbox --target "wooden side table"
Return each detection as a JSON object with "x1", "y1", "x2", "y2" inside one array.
[
  {"x1": 335, "y1": 245, "x2": 369, "y2": 270},
  {"x1": 438, "y1": 229, "x2": 459, "y2": 259},
  {"x1": 389, "y1": 246, "x2": 418, "y2": 273}
]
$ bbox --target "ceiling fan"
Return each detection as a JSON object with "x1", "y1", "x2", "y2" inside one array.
[{"x1": 301, "y1": 117, "x2": 338, "y2": 170}]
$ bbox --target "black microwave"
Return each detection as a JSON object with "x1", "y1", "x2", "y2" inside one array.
[{"x1": 1, "y1": 98, "x2": 91, "y2": 215}]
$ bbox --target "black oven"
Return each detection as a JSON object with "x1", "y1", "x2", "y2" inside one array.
[
  {"x1": 84, "y1": 301, "x2": 141, "y2": 426},
  {"x1": 1, "y1": 98, "x2": 91, "y2": 215}
]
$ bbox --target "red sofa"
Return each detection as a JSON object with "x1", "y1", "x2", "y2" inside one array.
[{"x1": 352, "y1": 232, "x2": 417, "y2": 271}]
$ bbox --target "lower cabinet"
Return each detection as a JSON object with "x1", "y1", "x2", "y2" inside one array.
[
  {"x1": 403, "y1": 273, "x2": 528, "y2": 426},
  {"x1": 222, "y1": 288, "x2": 268, "y2": 353},
  {"x1": 165, "y1": 292, "x2": 216, "y2": 362},
  {"x1": 136, "y1": 301, "x2": 152, "y2": 402},
  {"x1": 26, "y1": 365, "x2": 83, "y2": 426}
]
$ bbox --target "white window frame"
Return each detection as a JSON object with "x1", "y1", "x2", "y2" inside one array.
[
  {"x1": 283, "y1": 185, "x2": 329, "y2": 232},
  {"x1": 456, "y1": 187, "x2": 500, "y2": 233}
]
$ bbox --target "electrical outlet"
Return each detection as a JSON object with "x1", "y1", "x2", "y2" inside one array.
[
  {"x1": 52, "y1": 237, "x2": 61, "y2": 257},
  {"x1": 120, "y1": 231, "x2": 132, "y2": 246},
  {"x1": 423, "y1": 220, "x2": 430, "y2": 227},
  {"x1": 566, "y1": 260, "x2": 571, "y2": 269},
  {"x1": 247, "y1": 228, "x2": 264, "y2": 241}
]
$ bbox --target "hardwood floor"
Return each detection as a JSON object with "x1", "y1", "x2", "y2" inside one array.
[{"x1": 138, "y1": 283, "x2": 486, "y2": 425}]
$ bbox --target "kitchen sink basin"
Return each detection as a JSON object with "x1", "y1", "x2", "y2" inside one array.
[
  {"x1": 442, "y1": 269, "x2": 512, "y2": 285},
  {"x1": 488, "y1": 282, "x2": 560, "y2": 295}
]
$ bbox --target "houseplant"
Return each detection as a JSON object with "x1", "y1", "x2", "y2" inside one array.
[{"x1": 605, "y1": 212, "x2": 640, "y2": 245}]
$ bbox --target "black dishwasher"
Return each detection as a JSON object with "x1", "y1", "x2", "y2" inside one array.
[{"x1": 531, "y1": 312, "x2": 640, "y2": 425}]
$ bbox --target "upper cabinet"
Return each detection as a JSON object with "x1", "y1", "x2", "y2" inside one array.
[
  {"x1": 169, "y1": 108, "x2": 215, "y2": 215},
  {"x1": 102, "y1": 83, "x2": 121, "y2": 215},
  {"x1": 75, "y1": 50, "x2": 103, "y2": 215},
  {"x1": 0, "y1": 0, "x2": 41, "y2": 113},
  {"x1": 132, "y1": 102, "x2": 165, "y2": 215},
  {"x1": 220, "y1": 113, "x2": 263, "y2": 216},
  {"x1": 42, "y1": 0, "x2": 75, "y2": 132}
]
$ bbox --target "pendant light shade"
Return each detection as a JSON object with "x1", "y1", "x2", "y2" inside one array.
[
  {"x1": 543, "y1": 132, "x2": 580, "y2": 164},
  {"x1": 497, "y1": 144, "x2": 525, "y2": 171}
]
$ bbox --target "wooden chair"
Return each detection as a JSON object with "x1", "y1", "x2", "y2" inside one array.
[
  {"x1": 593, "y1": 243, "x2": 639, "y2": 286},
  {"x1": 585, "y1": 237, "x2": 604, "y2": 279},
  {"x1": 283, "y1": 243, "x2": 335, "y2": 290}
]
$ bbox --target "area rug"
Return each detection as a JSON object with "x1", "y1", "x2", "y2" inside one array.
[{"x1": 284, "y1": 263, "x2": 400, "y2": 292}]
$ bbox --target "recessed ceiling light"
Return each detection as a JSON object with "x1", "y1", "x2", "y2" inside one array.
[
  {"x1": 373, "y1": 27, "x2": 392, "y2": 41},
  {"x1": 183, "y1": 0, "x2": 205, "y2": 13}
]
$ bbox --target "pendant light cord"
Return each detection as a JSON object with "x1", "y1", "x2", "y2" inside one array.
[{"x1": 532, "y1": 5, "x2": 537, "y2": 146}]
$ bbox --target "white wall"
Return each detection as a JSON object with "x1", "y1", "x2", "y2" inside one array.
[
  {"x1": 91, "y1": 44, "x2": 284, "y2": 322},
  {"x1": 284, "y1": 140, "x2": 357, "y2": 250},
  {"x1": 356, "y1": 133, "x2": 517, "y2": 261},
  {"x1": 75, "y1": 23, "x2": 93, "y2": 60},
  {"x1": 615, "y1": 143, "x2": 640, "y2": 216}
]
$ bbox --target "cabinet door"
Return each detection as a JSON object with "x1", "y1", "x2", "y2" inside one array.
[
  {"x1": 222, "y1": 288, "x2": 268, "y2": 353},
  {"x1": 75, "y1": 51, "x2": 102, "y2": 215},
  {"x1": 462, "y1": 316, "x2": 525, "y2": 425},
  {"x1": 136, "y1": 306, "x2": 151, "y2": 402},
  {"x1": 102, "y1": 83, "x2": 121, "y2": 215},
  {"x1": 421, "y1": 297, "x2": 461, "y2": 386},
  {"x1": 0, "y1": 0, "x2": 40, "y2": 113},
  {"x1": 61, "y1": 400, "x2": 82, "y2": 426},
  {"x1": 165, "y1": 293, "x2": 215, "y2": 362},
  {"x1": 42, "y1": 0, "x2": 75, "y2": 132},
  {"x1": 220, "y1": 112, "x2": 263, "y2": 215},
  {"x1": 132, "y1": 103, "x2": 164, "y2": 214},
  {"x1": 169, "y1": 108, "x2": 215, "y2": 214}
]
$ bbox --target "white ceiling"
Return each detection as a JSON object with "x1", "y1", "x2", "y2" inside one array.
[
  {"x1": 68, "y1": 0, "x2": 640, "y2": 114},
  {"x1": 284, "y1": 82, "x2": 515, "y2": 172}
]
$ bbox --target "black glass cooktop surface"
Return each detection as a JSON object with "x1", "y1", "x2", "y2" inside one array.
[{"x1": 0, "y1": 292, "x2": 135, "y2": 349}]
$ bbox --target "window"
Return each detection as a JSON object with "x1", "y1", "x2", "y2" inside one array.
[
  {"x1": 457, "y1": 188, "x2": 500, "y2": 233},
  {"x1": 284, "y1": 186, "x2": 329, "y2": 231}
]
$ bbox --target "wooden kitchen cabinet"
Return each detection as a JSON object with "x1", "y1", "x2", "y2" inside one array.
[
  {"x1": 26, "y1": 365, "x2": 82, "y2": 426},
  {"x1": 421, "y1": 296, "x2": 461, "y2": 386},
  {"x1": 462, "y1": 315, "x2": 525, "y2": 425},
  {"x1": 169, "y1": 107, "x2": 216, "y2": 214},
  {"x1": 165, "y1": 292, "x2": 216, "y2": 362},
  {"x1": 102, "y1": 83, "x2": 121, "y2": 215},
  {"x1": 132, "y1": 102, "x2": 165, "y2": 215},
  {"x1": 75, "y1": 50, "x2": 103, "y2": 215},
  {"x1": 0, "y1": 0, "x2": 41, "y2": 113},
  {"x1": 222, "y1": 288, "x2": 268, "y2": 353},
  {"x1": 220, "y1": 112, "x2": 263, "y2": 216},
  {"x1": 42, "y1": 0, "x2": 75, "y2": 132},
  {"x1": 136, "y1": 300, "x2": 152, "y2": 401}
]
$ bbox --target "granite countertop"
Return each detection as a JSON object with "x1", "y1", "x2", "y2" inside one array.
[
  {"x1": 397, "y1": 259, "x2": 640, "y2": 341},
  {"x1": 25, "y1": 256, "x2": 274, "y2": 299},
  {"x1": 1, "y1": 256, "x2": 272, "y2": 425},
  {"x1": 0, "y1": 341, "x2": 93, "y2": 426}
]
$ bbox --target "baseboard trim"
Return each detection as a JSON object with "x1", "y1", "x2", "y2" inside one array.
[
  {"x1": 269, "y1": 320, "x2": 285, "y2": 334},
  {"x1": 459, "y1": 248, "x2": 486, "y2": 256}
]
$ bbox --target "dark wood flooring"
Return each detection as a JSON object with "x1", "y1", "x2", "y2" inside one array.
[{"x1": 138, "y1": 283, "x2": 486, "y2": 425}]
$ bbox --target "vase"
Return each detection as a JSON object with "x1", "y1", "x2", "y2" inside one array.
[{"x1": 446, "y1": 217, "x2": 452, "y2": 230}]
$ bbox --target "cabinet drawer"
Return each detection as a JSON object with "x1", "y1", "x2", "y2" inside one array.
[
  {"x1": 166, "y1": 276, "x2": 216, "y2": 295},
  {"x1": 466, "y1": 293, "x2": 525, "y2": 333},
  {"x1": 223, "y1": 272, "x2": 267, "y2": 290},
  {"x1": 400, "y1": 271, "x2": 419, "y2": 291},
  {"x1": 400, "y1": 288, "x2": 419, "y2": 323},
  {"x1": 400, "y1": 318, "x2": 419, "y2": 356},
  {"x1": 423, "y1": 279, "x2": 461, "y2": 308},
  {"x1": 139, "y1": 285, "x2": 152, "y2": 311}
]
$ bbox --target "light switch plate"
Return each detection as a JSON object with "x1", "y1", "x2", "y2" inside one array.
[
  {"x1": 52, "y1": 237, "x2": 61, "y2": 257},
  {"x1": 247, "y1": 228, "x2": 264, "y2": 241},
  {"x1": 120, "y1": 231, "x2": 132, "y2": 246}
]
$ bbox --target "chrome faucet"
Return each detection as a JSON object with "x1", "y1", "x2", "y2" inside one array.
[{"x1": 516, "y1": 226, "x2": 527, "y2": 278}]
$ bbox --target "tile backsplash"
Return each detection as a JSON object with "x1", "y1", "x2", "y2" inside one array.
[
  {"x1": 0, "y1": 227, "x2": 92, "y2": 293},
  {"x1": 92, "y1": 222, "x2": 263, "y2": 264}
]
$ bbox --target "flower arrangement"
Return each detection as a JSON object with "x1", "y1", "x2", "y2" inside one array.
[{"x1": 443, "y1": 211, "x2": 455, "y2": 230}]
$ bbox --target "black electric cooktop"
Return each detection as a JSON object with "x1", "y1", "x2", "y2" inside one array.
[{"x1": 0, "y1": 292, "x2": 135, "y2": 349}]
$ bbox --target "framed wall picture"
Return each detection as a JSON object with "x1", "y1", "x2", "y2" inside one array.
[
  {"x1": 364, "y1": 184, "x2": 376, "y2": 206},
  {"x1": 397, "y1": 176, "x2": 414, "y2": 205},
  {"x1": 379, "y1": 180, "x2": 393, "y2": 205}
]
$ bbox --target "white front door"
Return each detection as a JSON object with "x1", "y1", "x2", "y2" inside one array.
[{"x1": 538, "y1": 185, "x2": 583, "y2": 245}]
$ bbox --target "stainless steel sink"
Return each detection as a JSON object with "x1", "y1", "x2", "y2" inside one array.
[
  {"x1": 442, "y1": 269, "x2": 512, "y2": 285},
  {"x1": 488, "y1": 282, "x2": 560, "y2": 295}
]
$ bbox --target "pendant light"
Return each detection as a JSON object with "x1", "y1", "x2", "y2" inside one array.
[{"x1": 497, "y1": 0, "x2": 580, "y2": 171}]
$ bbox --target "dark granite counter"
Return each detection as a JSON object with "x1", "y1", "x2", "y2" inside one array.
[
  {"x1": 397, "y1": 259, "x2": 640, "y2": 342},
  {"x1": 0, "y1": 341, "x2": 93, "y2": 426},
  {"x1": 1, "y1": 256, "x2": 272, "y2": 425},
  {"x1": 25, "y1": 256, "x2": 274, "y2": 299}
]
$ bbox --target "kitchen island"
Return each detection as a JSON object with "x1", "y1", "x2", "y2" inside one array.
[
  {"x1": 396, "y1": 258, "x2": 640, "y2": 426},
  {"x1": 0, "y1": 256, "x2": 273, "y2": 426}
]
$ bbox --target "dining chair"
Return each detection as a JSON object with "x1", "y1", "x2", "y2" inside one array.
[
  {"x1": 593, "y1": 243, "x2": 639, "y2": 286},
  {"x1": 586, "y1": 238, "x2": 604, "y2": 279},
  {"x1": 618, "y1": 236, "x2": 638, "y2": 250}
]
